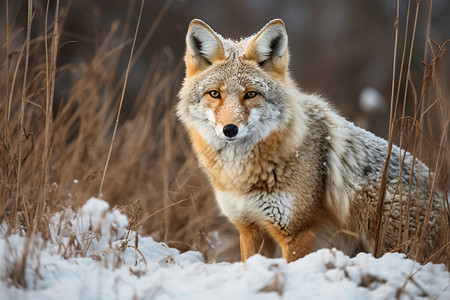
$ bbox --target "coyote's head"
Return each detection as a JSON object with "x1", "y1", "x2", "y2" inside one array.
[{"x1": 177, "y1": 19, "x2": 294, "y2": 150}]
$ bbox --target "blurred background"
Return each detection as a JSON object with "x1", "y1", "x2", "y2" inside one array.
[
  {"x1": 5, "y1": 0, "x2": 450, "y2": 133},
  {"x1": 1, "y1": 0, "x2": 449, "y2": 262}
]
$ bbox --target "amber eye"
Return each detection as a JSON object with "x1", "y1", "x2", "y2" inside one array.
[
  {"x1": 209, "y1": 90, "x2": 221, "y2": 99},
  {"x1": 244, "y1": 91, "x2": 258, "y2": 99}
]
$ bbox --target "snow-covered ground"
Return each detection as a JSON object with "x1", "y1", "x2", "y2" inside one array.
[{"x1": 1, "y1": 198, "x2": 449, "y2": 299}]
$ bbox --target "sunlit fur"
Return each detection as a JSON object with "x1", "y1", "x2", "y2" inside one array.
[{"x1": 177, "y1": 19, "x2": 446, "y2": 263}]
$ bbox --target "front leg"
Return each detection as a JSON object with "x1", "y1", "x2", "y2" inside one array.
[
  {"x1": 234, "y1": 221, "x2": 277, "y2": 261},
  {"x1": 279, "y1": 227, "x2": 316, "y2": 263}
]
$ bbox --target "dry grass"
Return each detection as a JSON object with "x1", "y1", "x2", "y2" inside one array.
[
  {"x1": 0, "y1": 1, "x2": 237, "y2": 286},
  {"x1": 0, "y1": 0, "x2": 448, "y2": 288},
  {"x1": 374, "y1": 0, "x2": 449, "y2": 266}
]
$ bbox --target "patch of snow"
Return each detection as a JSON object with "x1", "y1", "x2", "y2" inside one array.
[{"x1": 1, "y1": 199, "x2": 449, "y2": 300}]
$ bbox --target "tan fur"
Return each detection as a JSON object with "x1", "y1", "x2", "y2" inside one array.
[
  {"x1": 177, "y1": 19, "x2": 447, "y2": 264},
  {"x1": 234, "y1": 221, "x2": 277, "y2": 261},
  {"x1": 209, "y1": 90, "x2": 251, "y2": 127},
  {"x1": 189, "y1": 125, "x2": 292, "y2": 194},
  {"x1": 188, "y1": 118, "x2": 329, "y2": 262}
]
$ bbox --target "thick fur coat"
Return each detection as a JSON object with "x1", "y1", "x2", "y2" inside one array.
[{"x1": 176, "y1": 19, "x2": 446, "y2": 263}]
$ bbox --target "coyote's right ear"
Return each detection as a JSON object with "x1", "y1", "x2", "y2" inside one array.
[{"x1": 185, "y1": 19, "x2": 226, "y2": 76}]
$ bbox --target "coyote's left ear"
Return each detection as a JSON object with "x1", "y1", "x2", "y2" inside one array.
[
  {"x1": 245, "y1": 19, "x2": 288, "y2": 75},
  {"x1": 185, "y1": 19, "x2": 226, "y2": 76}
]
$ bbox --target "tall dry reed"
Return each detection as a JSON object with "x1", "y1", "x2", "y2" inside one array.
[
  {"x1": 0, "y1": 1, "x2": 236, "y2": 287},
  {"x1": 374, "y1": 0, "x2": 449, "y2": 265},
  {"x1": 0, "y1": 1, "x2": 448, "y2": 289}
]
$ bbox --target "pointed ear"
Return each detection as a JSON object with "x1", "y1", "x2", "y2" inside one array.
[
  {"x1": 185, "y1": 19, "x2": 226, "y2": 76},
  {"x1": 244, "y1": 19, "x2": 288, "y2": 75}
]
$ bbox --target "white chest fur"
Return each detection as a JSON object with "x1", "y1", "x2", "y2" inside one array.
[{"x1": 214, "y1": 190, "x2": 295, "y2": 229}]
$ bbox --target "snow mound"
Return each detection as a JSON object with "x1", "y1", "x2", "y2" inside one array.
[
  {"x1": 48, "y1": 197, "x2": 129, "y2": 257},
  {"x1": 1, "y1": 199, "x2": 449, "y2": 299}
]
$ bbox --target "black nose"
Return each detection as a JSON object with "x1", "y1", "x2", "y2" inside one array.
[{"x1": 223, "y1": 124, "x2": 239, "y2": 138}]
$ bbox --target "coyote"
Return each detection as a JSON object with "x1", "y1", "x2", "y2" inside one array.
[{"x1": 176, "y1": 19, "x2": 447, "y2": 263}]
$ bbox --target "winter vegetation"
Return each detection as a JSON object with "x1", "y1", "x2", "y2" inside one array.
[
  {"x1": 1, "y1": 198, "x2": 449, "y2": 299},
  {"x1": 0, "y1": 0, "x2": 449, "y2": 299}
]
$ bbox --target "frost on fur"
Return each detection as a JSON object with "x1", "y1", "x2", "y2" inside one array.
[{"x1": 177, "y1": 19, "x2": 447, "y2": 265}]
